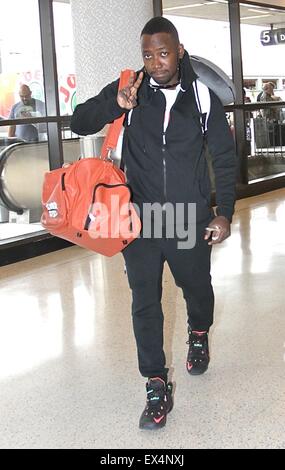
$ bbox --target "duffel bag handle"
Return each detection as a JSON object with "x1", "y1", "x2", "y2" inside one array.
[{"x1": 101, "y1": 69, "x2": 134, "y2": 160}]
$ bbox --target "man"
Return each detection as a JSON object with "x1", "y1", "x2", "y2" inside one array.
[
  {"x1": 259, "y1": 82, "x2": 282, "y2": 121},
  {"x1": 71, "y1": 17, "x2": 236, "y2": 430},
  {"x1": 257, "y1": 81, "x2": 277, "y2": 102},
  {"x1": 8, "y1": 84, "x2": 46, "y2": 142}
]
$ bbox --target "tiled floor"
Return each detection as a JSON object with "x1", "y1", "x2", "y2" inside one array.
[{"x1": 0, "y1": 189, "x2": 285, "y2": 449}]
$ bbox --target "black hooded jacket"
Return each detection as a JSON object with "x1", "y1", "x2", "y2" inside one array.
[{"x1": 71, "y1": 51, "x2": 237, "y2": 224}]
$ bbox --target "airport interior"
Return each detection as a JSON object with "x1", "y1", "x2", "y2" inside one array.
[{"x1": 0, "y1": 0, "x2": 285, "y2": 449}]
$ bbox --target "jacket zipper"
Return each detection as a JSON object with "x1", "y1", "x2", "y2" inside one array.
[
  {"x1": 161, "y1": 92, "x2": 182, "y2": 209},
  {"x1": 162, "y1": 132, "x2": 167, "y2": 226},
  {"x1": 161, "y1": 90, "x2": 183, "y2": 225}
]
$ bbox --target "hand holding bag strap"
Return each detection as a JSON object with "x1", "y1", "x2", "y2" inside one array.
[{"x1": 101, "y1": 69, "x2": 134, "y2": 159}]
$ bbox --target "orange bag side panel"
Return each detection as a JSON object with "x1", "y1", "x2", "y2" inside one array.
[{"x1": 41, "y1": 158, "x2": 140, "y2": 257}]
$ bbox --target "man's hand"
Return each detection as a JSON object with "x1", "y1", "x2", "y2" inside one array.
[
  {"x1": 204, "y1": 216, "x2": 231, "y2": 246},
  {"x1": 117, "y1": 71, "x2": 144, "y2": 110}
]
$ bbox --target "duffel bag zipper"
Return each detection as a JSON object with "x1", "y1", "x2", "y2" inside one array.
[
  {"x1": 61, "y1": 173, "x2": 66, "y2": 190},
  {"x1": 84, "y1": 183, "x2": 133, "y2": 231}
]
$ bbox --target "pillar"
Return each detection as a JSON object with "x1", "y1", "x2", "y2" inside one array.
[{"x1": 70, "y1": 0, "x2": 154, "y2": 103}]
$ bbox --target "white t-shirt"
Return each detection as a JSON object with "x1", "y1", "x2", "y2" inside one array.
[{"x1": 150, "y1": 78, "x2": 181, "y2": 141}]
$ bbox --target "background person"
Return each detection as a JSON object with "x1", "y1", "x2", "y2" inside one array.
[
  {"x1": 256, "y1": 81, "x2": 276, "y2": 102},
  {"x1": 8, "y1": 84, "x2": 46, "y2": 142},
  {"x1": 259, "y1": 82, "x2": 282, "y2": 122}
]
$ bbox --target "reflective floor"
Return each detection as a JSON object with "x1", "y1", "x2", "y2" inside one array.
[
  {"x1": 0, "y1": 189, "x2": 285, "y2": 449},
  {"x1": 0, "y1": 222, "x2": 44, "y2": 243}
]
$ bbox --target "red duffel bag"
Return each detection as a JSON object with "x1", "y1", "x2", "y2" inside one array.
[{"x1": 41, "y1": 70, "x2": 141, "y2": 257}]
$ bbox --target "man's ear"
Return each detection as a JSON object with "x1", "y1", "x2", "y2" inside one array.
[{"x1": 178, "y1": 43, "x2": 185, "y2": 59}]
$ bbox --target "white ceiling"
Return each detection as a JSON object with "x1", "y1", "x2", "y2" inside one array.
[{"x1": 163, "y1": 0, "x2": 285, "y2": 27}]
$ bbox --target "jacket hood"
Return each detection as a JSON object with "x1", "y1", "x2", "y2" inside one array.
[{"x1": 180, "y1": 49, "x2": 198, "y2": 90}]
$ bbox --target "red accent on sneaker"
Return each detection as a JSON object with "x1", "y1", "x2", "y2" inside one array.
[
  {"x1": 153, "y1": 415, "x2": 165, "y2": 424},
  {"x1": 187, "y1": 362, "x2": 193, "y2": 371},
  {"x1": 192, "y1": 330, "x2": 207, "y2": 336},
  {"x1": 148, "y1": 377, "x2": 166, "y2": 385}
]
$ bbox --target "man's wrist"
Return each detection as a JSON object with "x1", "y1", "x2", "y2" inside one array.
[{"x1": 215, "y1": 208, "x2": 233, "y2": 224}]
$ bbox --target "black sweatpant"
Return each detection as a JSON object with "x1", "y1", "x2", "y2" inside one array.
[{"x1": 122, "y1": 224, "x2": 214, "y2": 379}]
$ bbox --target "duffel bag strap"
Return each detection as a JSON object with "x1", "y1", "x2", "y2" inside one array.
[{"x1": 101, "y1": 69, "x2": 134, "y2": 160}]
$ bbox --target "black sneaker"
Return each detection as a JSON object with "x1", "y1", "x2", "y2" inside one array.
[
  {"x1": 139, "y1": 377, "x2": 173, "y2": 430},
  {"x1": 186, "y1": 330, "x2": 210, "y2": 375}
]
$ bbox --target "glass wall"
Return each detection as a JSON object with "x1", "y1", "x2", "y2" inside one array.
[
  {"x1": 240, "y1": 3, "x2": 285, "y2": 181},
  {"x1": 53, "y1": 0, "x2": 77, "y2": 116},
  {"x1": 163, "y1": 1, "x2": 232, "y2": 77},
  {"x1": 0, "y1": 0, "x2": 46, "y2": 141},
  {"x1": 53, "y1": 0, "x2": 79, "y2": 163},
  {"x1": 0, "y1": 0, "x2": 78, "y2": 245}
]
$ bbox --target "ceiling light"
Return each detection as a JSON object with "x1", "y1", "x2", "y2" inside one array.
[
  {"x1": 247, "y1": 8, "x2": 272, "y2": 14},
  {"x1": 164, "y1": 3, "x2": 204, "y2": 11},
  {"x1": 244, "y1": 4, "x2": 266, "y2": 9},
  {"x1": 241, "y1": 14, "x2": 272, "y2": 20}
]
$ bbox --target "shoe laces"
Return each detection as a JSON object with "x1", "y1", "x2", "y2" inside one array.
[
  {"x1": 145, "y1": 379, "x2": 168, "y2": 414},
  {"x1": 187, "y1": 331, "x2": 208, "y2": 357}
]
